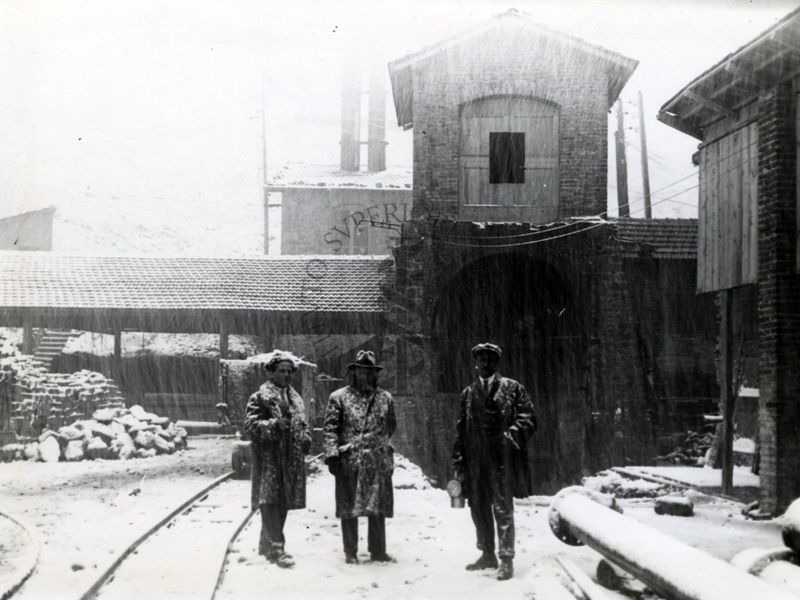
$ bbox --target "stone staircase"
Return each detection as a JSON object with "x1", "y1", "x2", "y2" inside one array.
[{"x1": 32, "y1": 329, "x2": 77, "y2": 371}]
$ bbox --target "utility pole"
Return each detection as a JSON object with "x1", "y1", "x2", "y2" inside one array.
[
  {"x1": 638, "y1": 91, "x2": 652, "y2": 219},
  {"x1": 615, "y1": 100, "x2": 630, "y2": 217}
]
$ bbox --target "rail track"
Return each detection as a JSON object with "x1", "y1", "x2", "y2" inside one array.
[
  {"x1": 0, "y1": 510, "x2": 39, "y2": 600},
  {"x1": 78, "y1": 471, "x2": 256, "y2": 600}
]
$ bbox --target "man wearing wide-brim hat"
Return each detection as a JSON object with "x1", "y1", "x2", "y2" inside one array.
[
  {"x1": 323, "y1": 350, "x2": 397, "y2": 564},
  {"x1": 244, "y1": 350, "x2": 311, "y2": 569},
  {"x1": 452, "y1": 342, "x2": 536, "y2": 581}
]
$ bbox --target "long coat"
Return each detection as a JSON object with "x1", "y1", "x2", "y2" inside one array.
[
  {"x1": 244, "y1": 380, "x2": 310, "y2": 510},
  {"x1": 452, "y1": 374, "x2": 536, "y2": 501},
  {"x1": 323, "y1": 385, "x2": 396, "y2": 518}
]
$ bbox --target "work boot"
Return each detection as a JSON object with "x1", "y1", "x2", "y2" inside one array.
[
  {"x1": 370, "y1": 552, "x2": 397, "y2": 563},
  {"x1": 496, "y1": 558, "x2": 513, "y2": 581},
  {"x1": 466, "y1": 552, "x2": 498, "y2": 570},
  {"x1": 345, "y1": 553, "x2": 359, "y2": 564},
  {"x1": 268, "y1": 553, "x2": 295, "y2": 569}
]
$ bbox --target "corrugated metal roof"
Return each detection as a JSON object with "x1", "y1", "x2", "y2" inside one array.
[
  {"x1": 266, "y1": 163, "x2": 412, "y2": 191},
  {"x1": 0, "y1": 252, "x2": 393, "y2": 313},
  {"x1": 614, "y1": 218, "x2": 697, "y2": 259}
]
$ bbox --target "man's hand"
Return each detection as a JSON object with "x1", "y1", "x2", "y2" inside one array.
[{"x1": 453, "y1": 467, "x2": 464, "y2": 482}]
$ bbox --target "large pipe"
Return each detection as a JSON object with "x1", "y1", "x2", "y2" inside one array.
[
  {"x1": 731, "y1": 547, "x2": 800, "y2": 597},
  {"x1": 549, "y1": 488, "x2": 800, "y2": 600}
]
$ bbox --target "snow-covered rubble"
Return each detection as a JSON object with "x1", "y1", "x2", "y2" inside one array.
[
  {"x1": 1, "y1": 405, "x2": 188, "y2": 463},
  {"x1": 582, "y1": 470, "x2": 667, "y2": 498}
]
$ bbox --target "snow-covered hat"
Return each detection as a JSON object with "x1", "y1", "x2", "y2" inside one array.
[
  {"x1": 347, "y1": 350, "x2": 383, "y2": 370},
  {"x1": 248, "y1": 349, "x2": 315, "y2": 371},
  {"x1": 471, "y1": 342, "x2": 502, "y2": 359}
]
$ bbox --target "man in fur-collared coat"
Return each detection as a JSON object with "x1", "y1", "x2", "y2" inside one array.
[
  {"x1": 452, "y1": 343, "x2": 536, "y2": 581},
  {"x1": 323, "y1": 350, "x2": 396, "y2": 564},
  {"x1": 244, "y1": 350, "x2": 311, "y2": 569}
]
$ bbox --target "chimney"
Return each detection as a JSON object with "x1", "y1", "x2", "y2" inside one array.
[
  {"x1": 340, "y1": 52, "x2": 361, "y2": 172},
  {"x1": 367, "y1": 59, "x2": 386, "y2": 172}
]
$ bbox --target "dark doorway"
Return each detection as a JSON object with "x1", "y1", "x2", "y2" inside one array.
[{"x1": 432, "y1": 253, "x2": 589, "y2": 493}]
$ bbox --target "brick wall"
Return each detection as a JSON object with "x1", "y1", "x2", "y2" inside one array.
[
  {"x1": 409, "y1": 27, "x2": 610, "y2": 222},
  {"x1": 757, "y1": 82, "x2": 800, "y2": 514}
]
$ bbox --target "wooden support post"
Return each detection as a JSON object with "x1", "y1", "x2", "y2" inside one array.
[
  {"x1": 721, "y1": 289, "x2": 734, "y2": 495},
  {"x1": 615, "y1": 100, "x2": 630, "y2": 217},
  {"x1": 22, "y1": 322, "x2": 33, "y2": 355},
  {"x1": 219, "y1": 321, "x2": 229, "y2": 360},
  {"x1": 638, "y1": 91, "x2": 652, "y2": 219},
  {"x1": 113, "y1": 329, "x2": 122, "y2": 361}
]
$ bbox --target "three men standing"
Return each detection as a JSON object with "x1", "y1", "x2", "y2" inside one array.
[
  {"x1": 453, "y1": 343, "x2": 537, "y2": 581},
  {"x1": 244, "y1": 351, "x2": 311, "y2": 569},
  {"x1": 244, "y1": 343, "x2": 533, "y2": 581},
  {"x1": 323, "y1": 350, "x2": 397, "y2": 564}
]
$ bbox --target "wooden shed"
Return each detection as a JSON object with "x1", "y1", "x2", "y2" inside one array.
[{"x1": 658, "y1": 7, "x2": 800, "y2": 514}]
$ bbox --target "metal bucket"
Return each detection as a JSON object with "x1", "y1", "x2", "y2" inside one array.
[{"x1": 447, "y1": 479, "x2": 465, "y2": 509}]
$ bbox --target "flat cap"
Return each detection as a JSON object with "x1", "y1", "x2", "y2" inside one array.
[{"x1": 471, "y1": 342, "x2": 502, "y2": 358}]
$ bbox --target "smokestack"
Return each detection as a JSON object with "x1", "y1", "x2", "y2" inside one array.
[
  {"x1": 367, "y1": 59, "x2": 386, "y2": 172},
  {"x1": 340, "y1": 52, "x2": 361, "y2": 172}
]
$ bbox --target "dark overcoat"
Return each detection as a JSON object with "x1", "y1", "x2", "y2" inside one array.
[
  {"x1": 323, "y1": 385, "x2": 396, "y2": 518},
  {"x1": 452, "y1": 374, "x2": 536, "y2": 500},
  {"x1": 244, "y1": 380, "x2": 310, "y2": 510}
]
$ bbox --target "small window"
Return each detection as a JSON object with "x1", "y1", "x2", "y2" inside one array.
[{"x1": 489, "y1": 132, "x2": 525, "y2": 184}]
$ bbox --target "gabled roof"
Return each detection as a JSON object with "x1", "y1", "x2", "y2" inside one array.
[
  {"x1": 0, "y1": 252, "x2": 393, "y2": 314},
  {"x1": 0, "y1": 205, "x2": 56, "y2": 223},
  {"x1": 266, "y1": 163, "x2": 412, "y2": 191},
  {"x1": 614, "y1": 218, "x2": 697, "y2": 260},
  {"x1": 388, "y1": 8, "x2": 638, "y2": 129},
  {"x1": 658, "y1": 7, "x2": 800, "y2": 139}
]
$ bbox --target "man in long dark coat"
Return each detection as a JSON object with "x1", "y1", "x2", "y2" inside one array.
[
  {"x1": 452, "y1": 342, "x2": 536, "y2": 581},
  {"x1": 323, "y1": 350, "x2": 396, "y2": 564},
  {"x1": 244, "y1": 350, "x2": 311, "y2": 568}
]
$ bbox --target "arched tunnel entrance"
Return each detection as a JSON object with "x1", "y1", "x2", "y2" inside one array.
[{"x1": 431, "y1": 252, "x2": 592, "y2": 492}]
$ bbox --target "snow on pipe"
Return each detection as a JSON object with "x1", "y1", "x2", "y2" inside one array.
[
  {"x1": 549, "y1": 486, "x2": 800, "y2": 600},
  {"x1": 731, "y1": 548, "x2": 800, "y2": 596}
]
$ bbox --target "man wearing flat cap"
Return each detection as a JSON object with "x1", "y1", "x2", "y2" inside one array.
[
  {"x1": 244, "y1": 350, "x2": 311, "y2": 569},
  {"x1": 323, "y1": 350, "x2": 397, "y2": 564},
  {"x1": 452, "y1": 342, "x2": 536, "y2": 581}
]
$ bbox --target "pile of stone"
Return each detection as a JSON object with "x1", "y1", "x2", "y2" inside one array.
[
  {"x1": 655, "y1": 429, "x2": 715, "y2": 466},
  {"x1": 0, "y1": 404, "x2": 188, "y2": 462},
  {"x1": 1, "y1": 348, "x2": 130, "y2": 437}
]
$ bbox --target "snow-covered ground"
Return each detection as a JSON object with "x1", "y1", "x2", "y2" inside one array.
[
  {"x1": 0, "y1": 439, "x2": 788, "y2": 600},
  {"x1": 0, "y1": 437, "x2": 231, "y2": 600},
  {"x1": 622, "y1": 465, "x2": 760, "y2": 489}
]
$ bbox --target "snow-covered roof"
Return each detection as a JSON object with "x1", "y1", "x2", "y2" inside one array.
[
  {"x1": 659, "y1": 7, "x2": 800, "y2": 139},
  {"x1": 266, "y1": 163, "x2": 412, "y2": 191},
  {"x1": 614, "y1": 218, "x2": 697, "y2": 260},
  {"x1": 0, "y1": 252, "x2": 393, "y2": 313},
  {"x1": 389, "y1": 8, "x2": 638, "y2": 129}
]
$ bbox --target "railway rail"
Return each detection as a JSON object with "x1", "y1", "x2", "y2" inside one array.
[
  {"x1": 77, "y1": 471, "x2": 255, "y2": 600},
  {"x1": 0, "y1": 510, "x2": 40, "y2": 600}
]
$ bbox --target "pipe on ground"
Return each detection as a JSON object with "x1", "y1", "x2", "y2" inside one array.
[
  {"x1": 731, "y1": 547, "x2": 800, "y2": 597},
  {"x1": 549, "y1": 487, "x2": 800, "y2": 600}
]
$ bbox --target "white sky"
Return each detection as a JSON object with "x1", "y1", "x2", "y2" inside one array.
[{"x1": 0, "y1": 0, "x2": 797, "y2": 237}]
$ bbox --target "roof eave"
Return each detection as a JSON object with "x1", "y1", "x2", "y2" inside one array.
[{"x1": 659, "y1": 7, "x2": 800, "y2": 138}]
